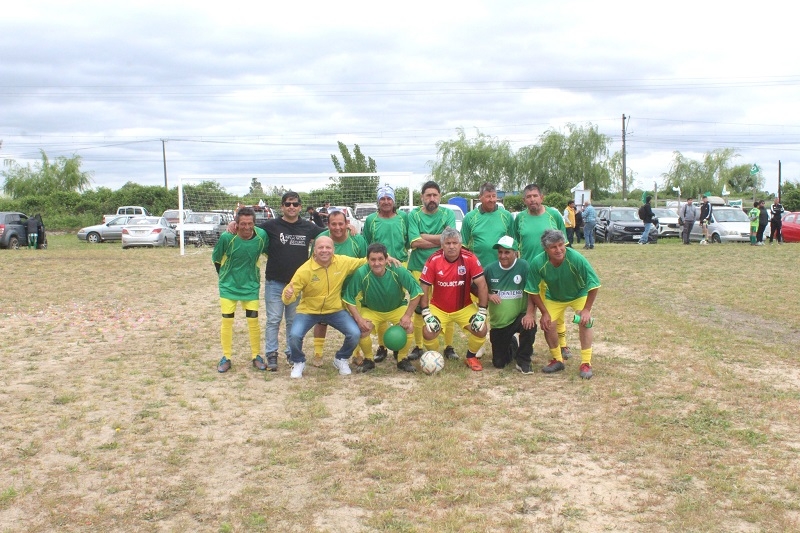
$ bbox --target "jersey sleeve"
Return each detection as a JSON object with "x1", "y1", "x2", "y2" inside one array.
[
  {"x1": 212, "y1": 232, "x2": 233, "y2": 264},
  {"x1": 397, "y1": 266, "x2": 423, "y2": 298}
]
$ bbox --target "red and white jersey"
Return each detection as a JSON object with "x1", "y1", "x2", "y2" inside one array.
[{"x1": 420, "y1": 248, "x2": 484, "y2": 313}]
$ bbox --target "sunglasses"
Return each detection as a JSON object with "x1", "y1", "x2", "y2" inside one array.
[{"x1": 283, "y1": 201, "x2": 301, "y2": 207}]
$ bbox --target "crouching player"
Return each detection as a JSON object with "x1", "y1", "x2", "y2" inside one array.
[
  {"x1": 418, "y1": 227, "x2": 489, "y2": 371},
  {"x1": 343, "y1": 243, "x2": 423, "y2": 373},
  {"x1": 526, "y1": 229, "x2": 601, "y2": 379}
]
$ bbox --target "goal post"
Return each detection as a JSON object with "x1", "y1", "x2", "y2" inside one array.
[{"x1": 176, "y1": 172, "x2": 423, "y2": 255}]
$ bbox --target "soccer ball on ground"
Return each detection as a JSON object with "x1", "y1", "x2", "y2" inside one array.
[{"x1": 419, "y1": 350, "x2": 445, "y2": 375}]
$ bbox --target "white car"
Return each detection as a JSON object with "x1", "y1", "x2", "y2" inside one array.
[
  {"x1": 689, "y1": 207, "x2": 751, "y2": 243},
  {"x1": 440, "y1": 203, "x2": 464, "y2": 231},
  {"x1": 651, "y1": 208, "x2": 681, "y2": 238},
  {"x1": 327, "y1": 206, "x2": 363, "y2": 234}
]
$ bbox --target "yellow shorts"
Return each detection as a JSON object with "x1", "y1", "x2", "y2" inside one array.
[
  {"x1": 360, "y1": 306, "x2": 407, "y2": 328},
  {"x1": 543, "y1": 296, "x2": 587, "y2": 323},
  {"x1": 430, "y1": 303, "x2": 479, "y2": 333},
  {"x1": 220, "y1": 298, "x2": 259, "y2": 314}
]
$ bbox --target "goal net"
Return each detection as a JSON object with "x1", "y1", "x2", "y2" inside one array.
[{"x1": 176, "y1": 172, "x2": 421, "y2": 255}]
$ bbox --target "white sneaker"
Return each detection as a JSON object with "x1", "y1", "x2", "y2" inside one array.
[
  {"x1": 700, "y1": 239, "x2": 708, "y2": 245},
  {"x1": 333, "y1": 357, "x2": 352, "y2": 376},
  {"x1": 290, "y1": 362, "x2": 305, "y2": 379}
]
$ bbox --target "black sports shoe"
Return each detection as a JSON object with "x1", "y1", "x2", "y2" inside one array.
[
  {"x1": 515, "y1": 360, "x2": 533, "y2": 374},
  {"x1": 266, "y1": 352, "x2": 278, "y2": 372},
  {"x1": 397, "y1": 359, "x2": 416, "y2": 373},
  {"x1": 407, "y1": 346, "x2": 423, "y2": 361},
  {"x1": 374, "y1": 346, "x2": 388, "y2": 363},
  {"x1": 443, "y1": 346, "x2": 460, "y2": 360},
  {"x1": 561, "y1": 347, "x2": 572, "y2": 360},
  {"x1": 357, "y1": 359, "x2": 376, "y2": 373},
  {"x1": 542, "y1": 359, "x2": 565, "y2": 373}
]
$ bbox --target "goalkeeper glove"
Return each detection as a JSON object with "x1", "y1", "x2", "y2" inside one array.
[
  {"x1": 470, "y1": 306, "x2": 487, "y2": 333},
  {"x1": 421, "y1": 307, "x2": 441, "y2": 334}
]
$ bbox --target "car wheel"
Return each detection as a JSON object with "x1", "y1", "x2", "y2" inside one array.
[
  {"x1": 8, "y1": 236, "x2": 20, "y2": 249},
  {"x1": 86, "y1": 232, "x2": 101, "y2": 244},
  {"x1": 712, "y1": 233, "x2": 721, "y2": 244}
]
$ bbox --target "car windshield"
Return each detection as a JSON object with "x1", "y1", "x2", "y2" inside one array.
[
  {"x1": 714, "y1": 209, "x2": 748, "y2": 223},
  {"x1": 610, "y1": 210, "x2": 639, "y2": 222},
  {"x1": 652, "y1": 208, "x2": 678, "y2": 218},
  {"x1": 187, "y1": 214, "x2": 220, "y2": 224}
]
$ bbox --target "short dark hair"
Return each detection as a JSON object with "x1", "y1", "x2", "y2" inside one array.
[
  {"x1": 236, "y1": 206, "x2": 256, "y2": 222},
  {"x1": 421, "y1": 180, "x2": 440, "y2": 195},
  {"x1": 479, "y1": 182, "x2": 496, "y2": 195},
  {"x1": 281, "y1": 191, "x2": 301, "y2": 204},
  {"x1": 327, "y1": 210, "x2": 347, "y2": 222},
  {"x1": 645, "y1": 196, "x2": 652, "y2": 203},
  {"x1": 367, "y1": 242, "x2": 388, "y2": 258},
  {"x1": 568, "y1": 199, "x2": 575, "y2": 206},
  {"x1": 523, "y1": 184, "x2": 543, "y2": 195},
  {"x1": 754, "y1": 201, "x2": 760, "y2": 207}
]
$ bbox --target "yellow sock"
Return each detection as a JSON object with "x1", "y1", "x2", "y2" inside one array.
[
  {"x1": 358, "y1": 336, "x2": 374, "y2": 360},
  {"x1": 580, "y1": 348, "x2": 592, "y2": 365},
  {"x1": 313, "y1": 337, "x2": 325, "y2": 357},
  {"x1": 247, "y1": 316, "x2": 261, "y2": 358},
  {"x1": 377, "y1": 322, "x2": 388, "y2": 348},
  {"x1": 396, "y1": 334, "x2": 414, "y2": 361},
  {"x1": 550, "y1": 346, "x2": 563, "y2": 362},
  {"x1": 413, "y1": 314, "x2": 424, "y2": 347},
  {"x1": 221, "y1": 317, "x2": 234, "y2": 358},
  {"x1": 557, "y1": 323, "x2": 567, "y2": 348}
]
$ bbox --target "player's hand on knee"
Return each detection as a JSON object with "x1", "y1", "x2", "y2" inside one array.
[{"x1": 421, "y1": 307, "x2": 441, "y2": 334}]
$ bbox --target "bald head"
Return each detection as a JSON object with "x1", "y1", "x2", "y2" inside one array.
[{"x1": 313, "y1": 236, "x2": 335, "y2": 266}]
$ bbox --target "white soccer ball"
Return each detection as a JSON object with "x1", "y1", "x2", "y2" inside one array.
[{"x1": 419, "y1": 350, "x2": 445, "y2": 375}]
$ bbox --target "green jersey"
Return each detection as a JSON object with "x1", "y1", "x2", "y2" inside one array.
[
  {"x1": 525, "y1": 247, "x2": 601, "y2": 302},
  {"x1": 313, "y1": 230, "x2": 368, "y2": 258},
  {"x1": 748, "y1": 207, "x2": 760, "y2": 228},
  {"x1": 343, "y1": 263, "x2": 423, "y2": 312},
  {"x1": 513, "y1": 206, "x2": 567, "y2": 264},
  {"x1": 483, "y1": 258, "x2": 530, "y2": 329},
  {"x1": 362, "y1": 210, "x2": 409, "y2": 262},
  {"x1": 461, "y1": 206, "x2": 515, "y2": 267},
  {"x1": 212, "y1": 227, "x2": 269, "y2": 301},
  {"x1": 407, "y1": 206, "x2": 456, "y2": 272}
]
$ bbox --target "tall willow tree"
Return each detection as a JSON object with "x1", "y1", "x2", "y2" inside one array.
[{"x1": 2, "y1": 150, "x2": 93, "y2": 198}]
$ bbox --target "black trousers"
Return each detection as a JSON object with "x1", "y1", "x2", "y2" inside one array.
[
  {"x1": 770, "y1": 220, "x2": 783, "y2": 243},
  {"x1": 756, "y1": 222, "x2": 768, "y2": 243},
  {"x1": 490, "y1": 313, "x2": 537, "y2": 369}
]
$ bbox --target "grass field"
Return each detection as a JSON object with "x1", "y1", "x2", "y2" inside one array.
[{"x1": 1, "y1": 235, "x2": 798, "y2": 532}]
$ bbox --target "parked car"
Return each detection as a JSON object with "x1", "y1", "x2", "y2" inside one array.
[
  {"x1": 103, "y1": 205, "x2": 151, "y2": 223},
  {"x1": 440, "y1": 203, "x2": 465, "y2": 231},
  {"x1": 77, "y1": 215, "x2": 142, "y2": 243},
  {"x1": 325, "y1": 206, "x2": 363, "y2": 234},
  {"x1": 162, "y1": 209, "x2": 192, "y2": 229},
  {"x1": 121, "y1": 217, "x2": 178, "y2": 249},
  {"x1": 354, "y1": 202, "x2": 378, "y2": 220},
  {"x1": 594, "y1": 207, "x2": 658, "y2": 244},
  {"x1": 689, "y1": 207, "x2": 750, "y2": 243},
  {"x1": 0, "y1": 212, "x2": 47, "y2": 249},
  {"x1": 179, "y1": 212, "x2": 230, "y2": 246},
  {"x1": 652, "y1": 208, "x2": 681, "y2": 237},
  {"x1": 780, "y1": 212, "x2": 800, "y2": 243}
]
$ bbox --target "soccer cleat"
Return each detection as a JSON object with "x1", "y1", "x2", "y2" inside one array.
[
  {"x1": 266, "y1": 352, "x2": 278, "y2": 372},
  {"x1": 290, "y1": 361, "x2": 305, "y2": 379},
  {"x1": 515, "y1": 360, "x2": 533, "y2": 374},
  {"x1": 311, "y1": 355, "x2": 324, "y2": 367},
  {"x1": 407, "y1": 346, "x2": 423, "y2": 361},
  {"x1": 397, "y1": 359, "x2": 416, "y2": 373},
  {"x1": 542, "y1": 359, "x2": 565, "y2": 373},
  {"x1": 464, "y1": 357, "x2": 483, "y2": 371},
  {"x1": 579, "y1": 363, "x2": 593, "y2": 379},
  {"x1": 217, "y1": 356, "x2": 231, "y2": 373},
  {"x1": 443, "y1": 346, "x2": 460, "y2": 360},
  {"x1": 333, "y1": 357, "x2": 352, "y2": 376},
  {"x1": 357, "y1": 358, "x2": 376, "y2": 373},
  {"x1": 252, "y1": 355, "x2": 267, "y2": 371},
  {"x1": 374, "y1": 346, "x2": 388, "y2": 363},
  {"x1": 561, "y1": 346, "x2": 572, "y2": 360}
]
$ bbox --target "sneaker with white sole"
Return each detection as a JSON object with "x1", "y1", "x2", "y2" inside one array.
[
  {"x1": 333, "y1": 357, "x2": 352, "y2": 376},
  {"x1": 290, "y1": 362, "x2": 305, "y2": 379}
]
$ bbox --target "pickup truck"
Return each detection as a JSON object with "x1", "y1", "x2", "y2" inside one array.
[{"x1": 103, "y1": 206, "x2": 151, "y2": 223}]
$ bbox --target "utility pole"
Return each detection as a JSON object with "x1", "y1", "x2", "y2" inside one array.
[
  {"x1": 161, "y1": 139, "x2": 168, "y2": 190},
  {"x1": 778, "y1": 160, "x2": 782, "y2": 201},
  {"x1": 622, "y1": 114, "x2": 628, "y2": 201}
]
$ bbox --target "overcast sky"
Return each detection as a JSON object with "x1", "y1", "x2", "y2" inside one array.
[{"x1": 2, "y1": 0, "x2": 799, "y2": 197}]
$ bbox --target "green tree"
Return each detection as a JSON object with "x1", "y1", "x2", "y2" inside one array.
[
  {"x1": 428, "y1": 128, "x2": 516, "y2": 192},
  {"x1": 780, "y1": 180, "x2": 800, "y2": 211},
  {"x1": 249, "y1": 177, "x2": 265, "y2": 196},
  {"x1": 2, "y1": 150, "x2": 93, "y2": 198},
  {"x1": 662, "y1": 148, "x2": 739, "y2": 198},
  {"x1": 330, "y1": 142, "x2": 379, "y2": 204}
]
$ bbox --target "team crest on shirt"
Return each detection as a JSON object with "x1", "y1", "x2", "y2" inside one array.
[
  {"x1": 514, "y1": 274, "x2": 522, "y2": 284},
  {"x1": 422, "y1": 266, "x2": 428, "y2": 275},
  {"x1": 458, "y1": 265, "x2": 466, "y2": 275}
]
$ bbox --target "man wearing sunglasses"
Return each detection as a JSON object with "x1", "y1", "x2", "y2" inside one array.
[{"x1": 259, "y1": 191, "x2": 325, "y2": 371}]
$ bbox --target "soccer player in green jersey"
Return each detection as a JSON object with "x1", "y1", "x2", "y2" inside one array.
[
  {"x1": 525, "y1": 229, "x2": 601, "y2": 379},
  {"x1": 362, "y1": 185, "x2": 410, "y2": 361},
  {"x1": 407, "y1": 181, "x2": 458, "y2": 360},
  {"x1": 212, "y1": 207, "x2": 269, "y2": 373},
  {"x1": 310, "y1": 209, "x2": 368, "y2": 366},
  {"x1": 461, "y1": 182, "x2": 515, "y2": 268},
  {"x1": 343, "y1": 243, "x2": 423, "y2": 373},
  {"x1": 483, "y1": 236, "x2": 537, "y2": 373}
]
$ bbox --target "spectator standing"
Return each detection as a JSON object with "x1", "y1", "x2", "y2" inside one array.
[
  {"x1": 574, "y1": 207, "x2": 584, "y2": 245},
  {"x1": 638, "y1": 196, "x2": 655, "y2": 244},
  {"x1": 563, "y1": 200, "x2": 577, "y2": 247},
  {"x1": 757, "y1": 200, "x2": 769, "y2": 245},
  {"x1": 748, "y1": 201, "x2": 761, "y2": 245},
  {"x1": 307, "y1": 206, "x2": 325, "y2": 228},
  {"x1": 26, "y1": 215, "x2": 43, "y2": 249},
  {"x1": 769, "y1": 197, "x2": 785, "y2": 244},
  {"x1": 582, "y1": 200, "x2": 597, "y2": 249},
  {"x1": 680, "y1": 197, "x2": 697, "y2": 245},
  {"x1": 698, "y1": 195, "x2": 713, "y2": 245}
]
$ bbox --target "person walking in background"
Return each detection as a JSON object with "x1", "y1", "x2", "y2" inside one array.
[
  {"x1": 769, "y1": 197, "x2": 785, "y2": 244},
  {"x1": 698, "y1": 195, "x2": 713, "y2": 245},
  {"x1": 26, "y1": 215, "x2": 42, "y2": 249},
  {"x1": 638, "y1": 196, "x2": 655, "y2": 244},
  {"x1": 748, "y1": 201, "x2": 761, "y2": 246},
  {"x1": 582, "y1": 200, "x2": 597, "y2": 249},
  {"x1": 679, "y1": 197, "x2": 697, "y2": 245},
  {"x1": 563, "y1": 199, "x2": 576, "y2": 247}
]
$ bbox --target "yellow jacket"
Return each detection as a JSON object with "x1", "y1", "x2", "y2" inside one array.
[
  {"x1": 282, "y1": 255, "x2": 367, "y2": 314},
  {"x1": 563, "y1": 206, "x2": 576, "y2": 228}
]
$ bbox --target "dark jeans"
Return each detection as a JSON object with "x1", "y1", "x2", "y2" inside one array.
[
  {"x1": 566, "y1": 227, "x2": 575, "y2": 247},
  {"x1": 757, "y1": 222, "x2": 768, "y2": 243},
  {"x1": 489, "y1": 314, "x2": 537, "y2": 369},
  {"x1": 681, "y1": 221, "x2": 695, "y2": 244},
  {"x1": 770, "y1": 220, "x2": 783, "y2": 243}
]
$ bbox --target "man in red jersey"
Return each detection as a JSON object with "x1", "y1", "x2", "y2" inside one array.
[{"x1": 418, "y1": 227, "x2": 489, "y2": 371}]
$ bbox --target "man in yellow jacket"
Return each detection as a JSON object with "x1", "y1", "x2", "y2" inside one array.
[{"x1": 282, "y1": 236, "x2": 368, "y2": 379}]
